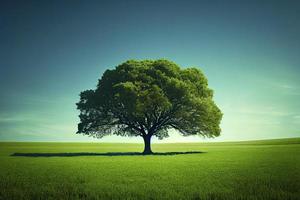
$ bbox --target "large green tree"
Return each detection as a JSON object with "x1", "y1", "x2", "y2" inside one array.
[{"x1": 76, "y1": 59, "x2": 222, "y2": 154}]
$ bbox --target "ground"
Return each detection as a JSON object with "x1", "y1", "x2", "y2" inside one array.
[{"x1": 0, "y1": 138, "x2": 299, "y2": 200}]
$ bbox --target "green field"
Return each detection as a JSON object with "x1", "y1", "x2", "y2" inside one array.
[{"x1": 0, "y1": 138, "x2": 299, "y2": 200}]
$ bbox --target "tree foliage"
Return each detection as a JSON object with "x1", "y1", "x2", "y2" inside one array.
[{"x1": 76, "y1": 59, "x2": 222, "y2": 153}]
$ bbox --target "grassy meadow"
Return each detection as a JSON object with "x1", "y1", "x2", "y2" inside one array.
[{"x1": 0, "y1": 138, "x2": 299, "y2": 200}]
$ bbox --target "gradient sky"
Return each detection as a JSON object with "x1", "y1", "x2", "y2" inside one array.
[{"x1": 0, "y1": 0, "x2": 299, "y2": 142}]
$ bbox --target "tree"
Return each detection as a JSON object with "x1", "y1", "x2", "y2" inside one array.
[{"x1": 76, "y1": 59, "x2": 222, "y2": 154}]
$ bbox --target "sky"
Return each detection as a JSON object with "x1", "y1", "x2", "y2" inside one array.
[{"x1": 0, "y1": 0, "x2": 299, "y2": 142}]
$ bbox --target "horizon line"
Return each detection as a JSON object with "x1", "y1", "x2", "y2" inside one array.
[{"x1": 0, "y1": 137, "x2": 299, "y2": 144}]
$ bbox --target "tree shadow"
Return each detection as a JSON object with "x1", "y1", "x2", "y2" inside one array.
[{"x1": 11, "y1": 151, "x2": 205, "y2": 157}]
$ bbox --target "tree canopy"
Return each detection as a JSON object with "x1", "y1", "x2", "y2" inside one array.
[{"x1": 76, "y1": 59, "x2": 222, "y2": 154}]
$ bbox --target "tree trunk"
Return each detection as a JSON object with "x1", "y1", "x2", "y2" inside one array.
[{"x1": 142, "y1": 135, "x2": 153, "y2": 155}]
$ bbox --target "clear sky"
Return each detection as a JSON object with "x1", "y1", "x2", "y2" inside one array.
[{"x1": 0, "y1": 0, "x2": 299, "y2": 142}]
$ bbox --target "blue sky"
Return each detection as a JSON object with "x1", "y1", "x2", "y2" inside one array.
[{"x1": 0, "y1": 0, "x2": 299, "y2": 142}]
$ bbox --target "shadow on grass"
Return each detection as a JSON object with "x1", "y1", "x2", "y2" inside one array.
[{"x1": 11, "y1": 151, "x2": 205, "y2": 157}]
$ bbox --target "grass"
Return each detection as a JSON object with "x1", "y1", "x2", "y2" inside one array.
[{"x1": 0, "y1": 138, "x2": 299, "y2": 200}]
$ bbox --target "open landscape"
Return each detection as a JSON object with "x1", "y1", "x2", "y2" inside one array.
[
  {"x1": 1, "y1": 138, "x2": 299, "y2": 200},
  {"x1": 1, "y1": 1, "x2": 300, "y2": 199}
]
